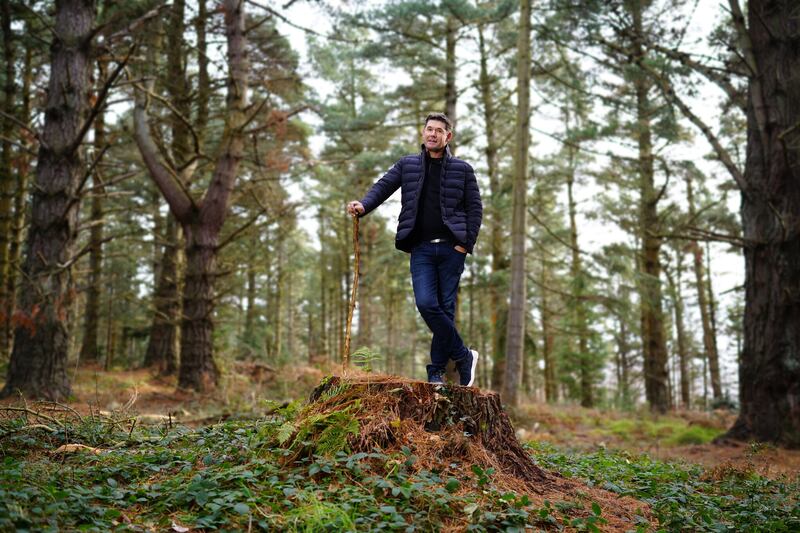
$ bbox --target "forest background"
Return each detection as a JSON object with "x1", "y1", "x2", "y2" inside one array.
[{"x1": 1, "y1": 0, "x2": 799, "y2": 448}]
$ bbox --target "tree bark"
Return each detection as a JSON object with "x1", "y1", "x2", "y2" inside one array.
[
  {"x1": 686, "y1": 178, "x2": 721, "y2": 399},
  {"x1": 444, "y1": 16, "x2": 457, "y2": 152},
  {"x1": 666, "y1": 253, "x2": 691, "y2": 408},
  {"x1": 141, "y1": 3, "x2": 184, "y2": 376},
  {"x1": 478, "y1": 24, "x2": 507, "y2": 392},
  {"x1": 565, "y1": 141, "x2": 592, "y2": 407},
  {"x1": 0, "y1": 0, "x2": 16, "y2": 360},
  {"x1": 540, "y1": 255, "x2": 557, "y2": 403},
  {"x1": 1, "y1": 0, "x2": 95, "y2": 400},
  {"x1": 79, "y1": 58, "x2": 107, "y2": 364},
  {"x1": 194, "y1": 0, "x2": 209, "y2": 147},
  {"x1": 133, "y1": 0, "x2": 248, "y2": 392},
  {"x1": 502, "y1": 0, "x2": 531, "y2": 407},
  {"x1": 309, "y1": 377, "x2": 549, "y2": 485},
  {"x1": 4, "y1": 40, "x2": 33, "y2": 358},
  {"x1": 142, "y1": 214, "x2": 180, "y2": 374},
  {"x1": 631, "y1": 2, "x2": 669, "y2": 413},
  {"x1": 725, "y1": 0, "x2": 800, "y2": 447}
]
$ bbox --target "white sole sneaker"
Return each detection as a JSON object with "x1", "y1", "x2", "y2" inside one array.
[{"x1": 467, "y1": 349, "x2": 478, "y2": 387}]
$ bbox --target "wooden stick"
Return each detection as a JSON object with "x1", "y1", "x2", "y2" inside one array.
[{"x1": 343, "y1": 215, "x2": 360, "y2": 369}]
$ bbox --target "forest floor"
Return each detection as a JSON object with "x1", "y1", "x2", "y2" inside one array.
[
  {"x1": 2, "y1": 365, "x2": 798, "y2": 531},
  {"x1": 53, "y1": 363, "x2": 800, "y2": 478}
]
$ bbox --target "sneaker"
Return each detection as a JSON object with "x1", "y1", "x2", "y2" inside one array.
[
  {"x1": 427, "y1": 367, "x2": 445, "y2": 384},
  {"x1": 457, "y1": 349, "x2": 478, "y2": 387}
]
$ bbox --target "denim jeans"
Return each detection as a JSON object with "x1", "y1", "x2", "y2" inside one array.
[{"x1": 409, "y1": 241, "x2": 470, "y2": 375}]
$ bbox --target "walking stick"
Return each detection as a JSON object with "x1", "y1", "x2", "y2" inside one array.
[{"x1": 343, "y1": 214, "x2": 360, "y2": 370}]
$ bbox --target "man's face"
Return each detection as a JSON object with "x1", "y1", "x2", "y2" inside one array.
[{"x1": 422, "y1": 119, "x2": 452, "y2": 154}]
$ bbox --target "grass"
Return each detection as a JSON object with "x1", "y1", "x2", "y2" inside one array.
[{"x1": 599, "y1": 418, "x2": 722, "y2": 446}]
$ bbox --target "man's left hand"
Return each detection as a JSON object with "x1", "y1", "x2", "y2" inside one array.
[{"x1": 454, "y1": 245, "x2": 467, "y2": 254}]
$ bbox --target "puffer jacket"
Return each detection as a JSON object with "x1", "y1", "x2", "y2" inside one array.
[{"x1": 360, "y1": 145, "x2": 482, "y2": 253}]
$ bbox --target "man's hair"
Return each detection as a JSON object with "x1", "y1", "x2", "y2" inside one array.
[{"x1": 424, "y1": 112, "x2": 452, "y2": 131}]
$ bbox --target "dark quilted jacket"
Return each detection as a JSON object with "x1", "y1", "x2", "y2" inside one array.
[{"x1": 360, "y1": 145, "x2": 482, "y2": 253}]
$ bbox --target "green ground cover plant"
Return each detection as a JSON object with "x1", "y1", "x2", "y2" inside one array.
[
  {"x1": 527, "y1": 441, "x2": 800, "y2": 531},
  {"x1": 1, "y1": 401, "x2": 797, "y2": 532},
  {"x1": 0, "y1": 406, "x2": 593, "y2": 532}
]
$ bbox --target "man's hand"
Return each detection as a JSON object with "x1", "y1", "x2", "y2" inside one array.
[
  {"x1": 347, "y1": 200, "x2": 365, "y2": 217},
  {"x1": 454, "y1": 245, "x2": 467, "y2": 254}
]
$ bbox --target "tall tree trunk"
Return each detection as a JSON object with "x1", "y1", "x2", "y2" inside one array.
[
  {"x1": 134, "y1": 0, "x2": 248, "y2": 392},
  {"x1": 502, "y1": 0, "x2": 531, "y2": 407},
  {"x1": 686, "y1": 178, "x2": 721, "y2": 399},
  {"x1": 631, "y1": 3, "x2": 669, "y2": 413},
  {"x1": 177, "y1": 223, "x2": 219, "y2": 388},
  {"x1": 540, "y1": 256, "x2": 557, "y2": 403},
  {"x1": 444, "y1": 17, "x2": 457, "y2": 152},
  {"x1": 194, "y1": 0, "x2": 209, "y2": 147},
  {"x1": 273, "y1": 238, "x2": 284, "y2": 360},
  {"x1": 79, "y1": 58, "x2": 107, "y2": 363},
  {"x1": 724, "y1": 0, "x2": 800, "y2": 446},
  {"x1": 242, "y1": 248, "x2": 257, "y2": 357},
  {"x1": 357, "y1": 223, "x2": 373, "y2": 348},
  {"x1": 1, "y1": 0, "x2": 95, "y2": 400},
  {"x1": 142, "y1": 215, "x2": 180, "y2": 374},
  {"x1": 705, "y1": 241, "x2": 721, "y2": 390},
  {"x1": 565, "y1": 142, "x2": 592, "y2": 407},
  {"x1": 0, "y1": 1, "x2": 16, "y2": 360},
  {"x1": 318, "y1": 211, "x2": 329, "y2": 359},
  {"x1": 141, "y1": 4, "x2": 183, "y2": 375},
  {"x1": 666, "y1": 253, "x2": 691, "y2": 408},
  {"x1": 5, "y1": 41, "x2": 33, "y2": 358},
  {"x1": 478, "y1": 24, "x2": 507, "y2": 391}
]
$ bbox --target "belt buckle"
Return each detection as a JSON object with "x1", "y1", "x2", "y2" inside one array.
[{"x1": 430, "y1": 238, "x2": 446, "y2": 244}]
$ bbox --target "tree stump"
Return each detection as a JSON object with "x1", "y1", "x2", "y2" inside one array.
[
  {"x1": 311, "y1": 376, "x2": 549, "y2": 486},
  {"x1": 304, "y1": 375, "x2": 651, "y2": 530}
]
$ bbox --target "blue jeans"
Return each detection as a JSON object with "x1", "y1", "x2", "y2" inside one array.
[{"x1": 410, "y1": 241, "x2": 470, "y2": 375}]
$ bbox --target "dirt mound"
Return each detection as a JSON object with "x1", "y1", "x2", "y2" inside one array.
[{"x1": 296, "y1": 374, "x2": 651, "y2": 531}]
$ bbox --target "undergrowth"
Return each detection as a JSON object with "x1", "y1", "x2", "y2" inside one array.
[
  {"x1": 0, "y1": 405, "x2": 597, "y2": 532},
  {"x1": 527, "y1": 441, "x2": 800, "y2": 532},
  {"x1": 0, "y1": 403, "x2": 797, "y2": 532}
]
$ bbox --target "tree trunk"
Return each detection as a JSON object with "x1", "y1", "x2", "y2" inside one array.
[
  {"x1": 705, "y1": 241, "x2": 721, "y2": 391},
  {"x1": 272, "y1": 238, "x2": 284, "y2": 361},
  {"x1": 478, "y1": 24, "x2": 507, "y2": 392},
  {"x1": 177, "y1": 223, "x2": 219, "y2": 389},
  {"x1": 134, "y1": 0, "x2": 248, "y2": 392},
  {"x1": 357, "y1": 223, "x2": 373, "y2": 348},
  {"x1": 194, "y1": 0, "x2": 209, "y2": 147},
  {"x1": 79, "y1": 59, "x2": 107, "y2": 364},
  {"x1": 140, "y1": 3, "x2": 180, "y2": 375},
  {"x1": 4, "y1": 42, "x2": 33, "y2": 358},
  {"x1": 0, "y1": 0, "x2": 16, "y2": 360},
  {"x1": 686, "y1": 178, "x2": 721, "y2": 399},
  {"x1": 142, "y1": 215, "x2": 180, "y2": 374},
  {"x1": 318, "y1": 211, "x2": 329, "y2": 359},
  {"x1": 310, "y1": 377, "x2": 549, "y2": 485},
  {"x1": 631, "y1": 3, "x2": 669, "y2": 413},
  {"x1": 242, "y1": 248, "x2": 257, "y2": 357},
  {"x1": 666, "y1": 253, "x2": 691, "y2": 409},
  {"x1": 444, "y1": 17, "x2": 457, "y2": 152},
  {"x1": 565, "y1": 142, "x2": 592, "y2": 407},
  {"x1": 725, "y1": 0, "x2": 800, "y2": 446},
  {"x1": 502, "y1": 0, "x2": 531, "y2": 407},
  {"x1": 540, "y1": 256, "x2": 557, "y2": 403},
  {"x1": 2, "y1": 0, "x2": 95, "y2": 400}
]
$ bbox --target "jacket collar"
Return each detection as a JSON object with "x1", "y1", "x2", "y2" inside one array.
[{"x1": 419, "y1": 143, "x2": 452, "y2": 163}]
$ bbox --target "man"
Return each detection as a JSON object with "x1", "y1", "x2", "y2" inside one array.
[{"x1": 347, "y1": 113, "x2": 483, "y2": 386}]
